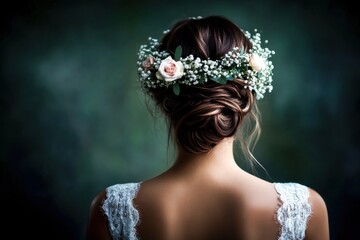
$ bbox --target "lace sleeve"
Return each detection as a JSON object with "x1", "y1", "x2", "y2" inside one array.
[
  {"x1": 101, "y1": 183, "x2": 141, "y2": 240},
  {"x1": 274, "y1": 182, "x2": 312, "y2": 240}
]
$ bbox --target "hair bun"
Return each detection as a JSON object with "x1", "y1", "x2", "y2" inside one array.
[{"x1": 162, "y1": 81, "x2": 252, "y2": 153}]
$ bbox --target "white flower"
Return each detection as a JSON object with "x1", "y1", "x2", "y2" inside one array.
[
  {"x1": 156, "y1": 56, "x2": 184, "y2": 82},
  {"x1": 249, "y1": 53, "x2": 266, "y2": 72}
]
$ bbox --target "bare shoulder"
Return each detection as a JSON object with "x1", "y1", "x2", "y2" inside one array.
[
  {"x1": 305, "y1": 188, "x2": 330, "y2": 240},
  {"x1": 86, "y1": 190, "x2": 111, "y2": 240}
]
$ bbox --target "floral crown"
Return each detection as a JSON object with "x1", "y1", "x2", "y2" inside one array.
[{"x1": 137, "y1": 28, "x2": 275, "y2": 99}]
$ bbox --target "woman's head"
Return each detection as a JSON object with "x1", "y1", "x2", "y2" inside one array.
[{"x1": 138, "y1": 15, "x2": 274, "y2": 158}]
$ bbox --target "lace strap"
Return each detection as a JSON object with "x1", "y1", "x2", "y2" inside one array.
[
  {"x1": 101, "y1": 183, "x2": 141, "y2": 240},
  {"x1": 274, "y1": 182, "x2": 312, "y2": 240}
]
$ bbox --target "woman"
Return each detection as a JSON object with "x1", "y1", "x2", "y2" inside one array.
[{"x1": 86, "y1": 15, "x2": 329, "y2": 240}]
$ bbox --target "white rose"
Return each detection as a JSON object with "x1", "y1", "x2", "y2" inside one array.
[
  {"x1": 156, "y1": 56, "x2": 184, "y2": 82},
  {"x1": 249, "y1": 54, "x2": 266, "y2": 72}
]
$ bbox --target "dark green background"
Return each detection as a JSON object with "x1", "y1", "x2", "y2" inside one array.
[{"x1": 1, "y1": 0, "x2": 359, "y2": 239}]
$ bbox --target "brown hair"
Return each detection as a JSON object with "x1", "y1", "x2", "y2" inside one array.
[{"x1": 147, "y1": 16, "x2": 260, "y2": 159}]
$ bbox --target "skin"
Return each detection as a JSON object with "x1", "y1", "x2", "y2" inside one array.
[{"x1": 86, "y1": 137, "x2": 330, "y2": 240}]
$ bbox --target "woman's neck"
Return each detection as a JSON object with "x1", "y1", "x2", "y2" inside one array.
[{"x1": 168, "y1": 138, "x2": 245, "y2": 180}]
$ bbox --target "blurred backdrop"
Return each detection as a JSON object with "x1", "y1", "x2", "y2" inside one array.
[{"x1": 1, "y1": 0, "x2": 359, "y2": 239}]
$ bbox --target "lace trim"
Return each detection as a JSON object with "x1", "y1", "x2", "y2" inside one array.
[
  {"x1": 274, "y1": 182, "x2": 312, "y2": 240},
  {"x1": 102, "y1": 183, "x2": 141, "y2": 240}
]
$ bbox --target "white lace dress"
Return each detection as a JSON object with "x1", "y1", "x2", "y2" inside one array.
[{"x1": 101, "y1": 182, "x2": 311, "y2": 240}]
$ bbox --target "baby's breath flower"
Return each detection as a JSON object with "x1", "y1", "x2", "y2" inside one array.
[{"x1": 137, "y1": 29, "x2": 275, "y2": 99}]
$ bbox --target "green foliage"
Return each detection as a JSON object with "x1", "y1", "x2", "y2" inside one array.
[
  {"x1": 174, "y1": 46, "x2": 182, "y2": 61},
  {"x1": 172, "y1": 83, "x2": 180, "y2": 95}
]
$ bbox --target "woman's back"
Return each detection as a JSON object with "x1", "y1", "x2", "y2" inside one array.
[
  {"x1": 87, "y1": 142, "x2": 328, "y2": 240},
  {"x1": 134, "y1": 170, "x2": 280, "y2": 240}
]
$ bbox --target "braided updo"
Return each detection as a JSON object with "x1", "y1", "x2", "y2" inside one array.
[{"x1": 148, "y1": 16, "x2": 260, "y2": 155}]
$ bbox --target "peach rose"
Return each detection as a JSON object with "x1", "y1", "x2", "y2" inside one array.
[
  {"x1": 249, "y1": 54, "x2": 266, "y2": 72},
  {"x1": 143, "y1": 55, "x2": 155, "y2": 70},
  {"x1": 156, "y1": 56, "x2": 184, "y2": 82}
]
